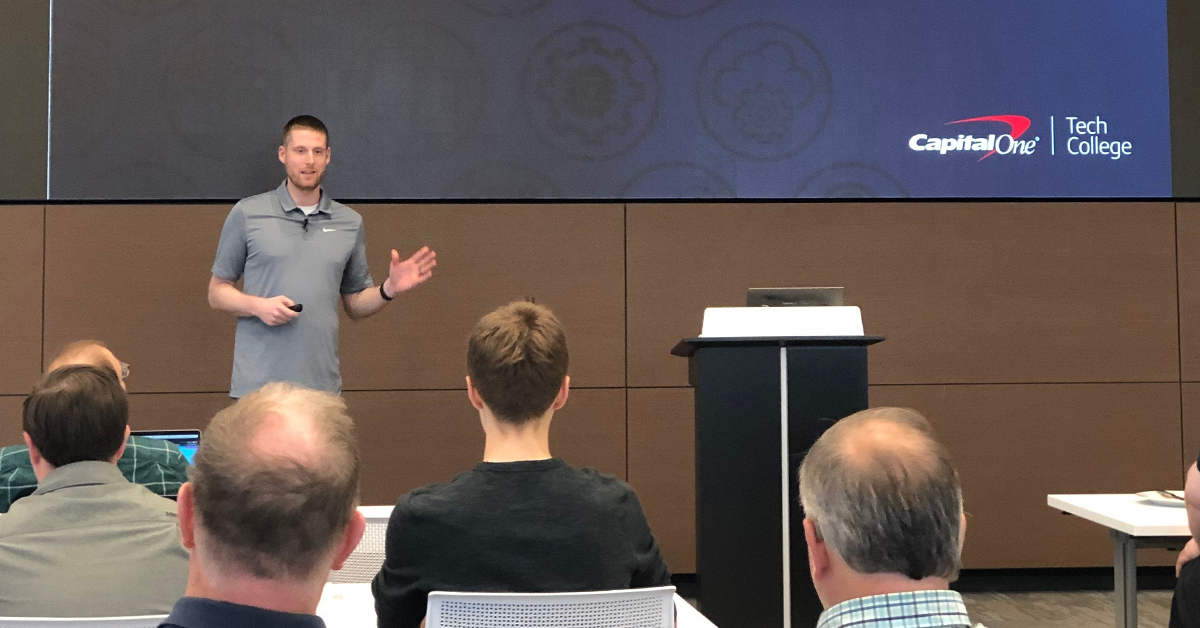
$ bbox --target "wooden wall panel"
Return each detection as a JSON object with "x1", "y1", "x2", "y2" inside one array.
[
  {"x1": 1183, "y1": 383, "x2": 1200, "y2": 477},
  {"x1": 628, "y1": 388, "x2": 696, "y2": 574},
  {"x1": 869, "y1": 383, "x2": 1180, "y2": 568},
  {"x1": 0, "y1": 206, "x2": 43, "y2": 394},
  {"x1": 346, "y1": 388, "x2": 626, "y2": 507},
  {"x1": 0, "y1": 396, "x2": 25, "y2": 448},
  {"x1": 340, "y1": 204, "x2": 625, "y2": 390},
  {"x1": 126, "y1": 393, "x2": 234, "y2": 432},
  {"x1": 627, "y1": 203, "x2": 1178, "y2": 387},
  {"x1": 1179, "y1": 203, "x2": 1200, "y2": 381},
  {"x1": 44, "y1": 205, "x2": 234, "y2": 393}
]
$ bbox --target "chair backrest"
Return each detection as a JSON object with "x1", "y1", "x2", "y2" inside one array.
[
  {"x1": 0, "y1": 616, "x2": 167, "y2": 628},
  {"x1": 327, "y1": 507, "x2": 390, "y2": 584},
  {"x1": 426, "y1": 587, "x2": 676, "y2": 628}
]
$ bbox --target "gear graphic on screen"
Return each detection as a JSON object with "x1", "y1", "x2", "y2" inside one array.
[{"x1": 538, "y1": 37, "x2": 645, "y2": 145}]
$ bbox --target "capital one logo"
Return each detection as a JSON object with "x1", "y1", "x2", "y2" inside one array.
[{"x1": 909, "y1": 115, "x2": 1038, "y2": 160}]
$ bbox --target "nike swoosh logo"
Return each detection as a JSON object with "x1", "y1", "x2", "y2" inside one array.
[{"x1": 323, "y1": 228, "x2": 338, "y2": 232}]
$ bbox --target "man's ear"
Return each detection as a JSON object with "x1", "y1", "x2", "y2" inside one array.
[
  {"x1": 177, "y1": 482, "x2": 197, "y2": 550},
  {"x1": 804, "y1": 519, "x2": 831, "y2": 581},
  {"x1": 278, "y1": 144, "x2": 287, "y2": 164},
  {"x1": 22, "y1": 432, "x2": 42, "y2": 467},
  {"x1": 551, "y1": 375, "x2": 570, "y2": 411},
  {"x1": 110, "y1": 425, "x2": 130, "y2": 463},
  {"x1": 465, "y1": 376, "x2": 485, "y2": 411},
  {"x1": 331, "y1": 509, "x2": 367, "y2": 571}
]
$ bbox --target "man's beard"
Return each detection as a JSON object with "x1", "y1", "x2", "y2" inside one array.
[{"x1": 288, "y1": 171, "x2": 324, "y2": 193}]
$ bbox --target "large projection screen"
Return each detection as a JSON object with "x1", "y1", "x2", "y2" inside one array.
[{"x1": 46, "y1": 0, "x2": 1172, "y2": 200}]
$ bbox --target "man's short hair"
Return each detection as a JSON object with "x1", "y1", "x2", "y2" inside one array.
[
  {"x1": 798, "y1": 407, "x2": 964, "y2": 581},
  {"x1": 282, "y1": 115, "x2": 329, "y2": 146},
  {"x1": 23, "y1": 365, "x2": 128, "y2": 467},
  {"x1": 467, "y1": 301, "x2": 569, "y2": 425},
  {"x1": 189, "y1": 383, "x2": 359, "y2": 580}
]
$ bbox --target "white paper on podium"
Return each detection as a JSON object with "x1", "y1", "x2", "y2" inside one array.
[{"x1": 699, "y1": 306, "x2": 864, "y2": 338}]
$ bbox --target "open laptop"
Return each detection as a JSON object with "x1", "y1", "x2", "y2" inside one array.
[
  {"x1": 131, "y1": 429, "x2": 201, "y2": 465},
  {"x1": 746, "y1": 287, "x2": 845, "y2": 307}
]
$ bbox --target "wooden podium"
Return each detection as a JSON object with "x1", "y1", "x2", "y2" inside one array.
[{"x1": 672, "y1": 335, "x2": 884, "y2": 628}]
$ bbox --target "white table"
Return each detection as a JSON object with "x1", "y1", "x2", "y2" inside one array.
[
  {"x1": 316, "y1": 583, "x2": 717, "y2": 628},
  {"x1": 1047, "y1": 493, "x2": 1190, "y2": 628}
]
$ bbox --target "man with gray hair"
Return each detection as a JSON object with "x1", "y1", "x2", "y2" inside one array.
[
  {"x1": 798, "y1": 407, "x2": 982, "y2": 628},
  {"x1": 161, "y1": 383, "x2": 366, "y2": 628}
]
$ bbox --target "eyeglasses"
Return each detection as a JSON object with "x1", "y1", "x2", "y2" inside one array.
[{"x1": 119, "y1": 362, "x2": 130, "y2": 380}]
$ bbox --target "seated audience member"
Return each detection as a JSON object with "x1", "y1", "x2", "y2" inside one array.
[
  {"x1": 798, "y1": 407, "x2": 983, "y2": 628},
  {"x1": 0, "y1": 365, "x2": 189, "y2": 616},
  {"x1": 373, "y1": 301, "x2": 671, "y2": 628},
  {"x1": 0, "y1": 340, "x2": 189, "y2": 512},
  {"x1": 1171, "y1": 454, "x2": 1200, "y2": 628},
  {"x1": 161, "y1": 383, "x2": 366, "y2": 628}
]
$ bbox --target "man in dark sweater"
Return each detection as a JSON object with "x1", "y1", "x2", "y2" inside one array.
[{"x1": 372, "y1": 301, "x2": 671, "y2": 628}]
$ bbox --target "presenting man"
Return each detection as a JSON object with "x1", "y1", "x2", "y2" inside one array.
[{"x1": 208, "y1": 115, "x2": 436, "y2": 398}]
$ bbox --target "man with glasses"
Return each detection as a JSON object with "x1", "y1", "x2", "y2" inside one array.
[{"x1": 0, "y1": 340, "x2": 190, "y2": 512}]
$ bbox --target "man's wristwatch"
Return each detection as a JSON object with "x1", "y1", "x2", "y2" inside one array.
[{"x1": 380, "y1": 283, "x2": 394, "y2": 301}]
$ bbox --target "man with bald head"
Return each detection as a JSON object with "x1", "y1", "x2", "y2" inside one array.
[
  {"x1": 798, "y1": 407, "x2": 981, "y2": 628},
  {"x1": 0, "y1": 340, "x2": 190, "y2": 512},
  {"x1": 162, "y1": 382, "x2": 366, "y2": 628}
]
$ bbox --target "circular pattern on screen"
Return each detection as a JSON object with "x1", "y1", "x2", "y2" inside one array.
[
  {"x1": 629, "y1": 0, "x2": 723, "y2": 18},
  {"x1": 445, "y1": 164, "x2": 562, "y2": 198},
  {"x1": 796, "y1": 163, "x2": 908, "y2": 198},
  {"x1": 458, "y1": 0, "x2": 553, "y2": 17},
  {"x1": 697, "y1": 23, "x2": 832, "y2": 161},
  {"x1": 345, "y1": 22, "x2": 486, "y2": 159},
  {"x1": 522, "y1": 21, "x2": 660, "y2": 160},
  {"x1": 162, "y1": 21, "x2": 303, "y2": 162},
  {"x1": 622, "y1": 162, "x2": 734, "y2": 198}
]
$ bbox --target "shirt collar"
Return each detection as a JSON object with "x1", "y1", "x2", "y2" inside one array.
[
  {"x1": 816, "y1": 590, "x2": 974, "y2": 628},
  {"x1": 32, "y1": 460, "x2": 128, "y2": 496},
  {"x1": 164, "y1": 597, "x2": 326, "y2": 628},
  {"x1": 275, "y1": 180, "x2": 332, "y2": 216}
]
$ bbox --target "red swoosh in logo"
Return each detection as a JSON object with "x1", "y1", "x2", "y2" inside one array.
[{"x1": 946, "y1": 115, "x2": 1032, "y2": 161}]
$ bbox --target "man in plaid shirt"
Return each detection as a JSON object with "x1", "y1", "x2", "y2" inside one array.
[
  {"x1": 798, "y1": 407, "x2": 984, "y2": 628},
  {"x1": 0, "y1": 341, "x2": 189, "y2": 512}
]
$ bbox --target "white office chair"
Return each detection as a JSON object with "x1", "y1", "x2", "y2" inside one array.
[
  {"x1": 328, "y1": 505, "x2": 391, "y2": 584},
  {"x1": 0, "y1": 616, "x2": 167, "y2": 628},
  {"x1": 426, "y1": 586, "x2": 676, "y2": 628}
]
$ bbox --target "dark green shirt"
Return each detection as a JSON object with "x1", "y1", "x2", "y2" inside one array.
[{"x1": 0, "y1": 435, "x2": 189, "y2": 513}]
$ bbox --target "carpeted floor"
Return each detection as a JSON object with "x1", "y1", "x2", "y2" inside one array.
[{"x1": 961, "y1": 591, "x2": 1172, "y2": 628}]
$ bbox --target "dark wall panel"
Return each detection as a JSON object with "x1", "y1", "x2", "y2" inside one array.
[
  {"x1": 0, "y1": 0, "x2": 48, "y2": 200},
  {"x1": 628, "y1": 202, "x2": 1178, "y2": 387},
  {"x1": 628, "y1": 388, "x2": 696, "y2": 574},
  {"x1": 0, "y1": 396, "x2": 26, "y2": 448},
  {"x1": 871, "y1": 383, "x2": 1180, "y2": 568},
  {"x1": 1179, "y1": 203, "x2": 1200, "y2": 381},
  {"x1": 1183, "y1": 383, "x2": 1200, "y2": 476},
  {"x1": 0, "y1": 206, "x2": 45, "y2": 395},
  {"x1": 346, "y1": 388, "x2": 625, "y2": 507},
  {"x1": 340, "y1": 204, "x2": 625, "y2": 390},
  {"x1": 127, "y1": 393, "x2": 233, "y2": 433},
  {"x1": 44, "y1": 205, "x2": 235, "y2": 393}
]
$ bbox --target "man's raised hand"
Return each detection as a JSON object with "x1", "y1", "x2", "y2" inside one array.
[{"x1": 384, "y1": 246, "x2": 437, "y2": 296}]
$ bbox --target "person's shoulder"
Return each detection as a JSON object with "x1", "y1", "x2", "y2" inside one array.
[
  {"x1": 0, "y1": 443, "x2": 31, "y2": 471},
  {"x1": 232, "y1": 190, "x2": 279, "y2": 216},
  {"x1": 395, "y1": 469, "x2": 483, "y2": 516},
  {"x1": 329, "y1": 199, "x2": 364, "y2": 224},
  {"x1": 562, "y1": 465, "x2": 639, "y2": 501},
  {"x1": 120, "y1": 482, "x2": 181, "y2": 518}
]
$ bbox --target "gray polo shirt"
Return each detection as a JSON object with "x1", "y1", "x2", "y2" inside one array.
[{"x1": 213, "y1": 182, "x2": 375, "y2": 397}]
